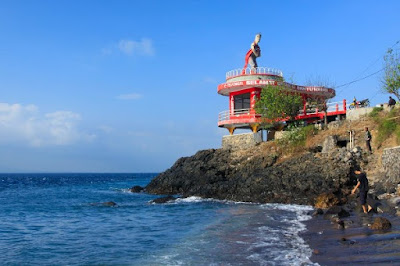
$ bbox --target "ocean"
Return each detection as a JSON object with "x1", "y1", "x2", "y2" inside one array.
[{"x1": 0, "y1": 173, "x2": 316, "y2": 265}]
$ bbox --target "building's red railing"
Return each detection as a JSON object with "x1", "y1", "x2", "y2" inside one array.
[
  {"x1": 218, "y1": 99, "x2": 347, "y2": 126},
  {"x1": 226, "y1": 67, "x2": 283, "y2": 80}
]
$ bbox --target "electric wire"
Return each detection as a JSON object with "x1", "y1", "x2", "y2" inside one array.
[
  {"x1": 335, "y1": 68, "x2": 384, "y2": 89},
  {"x1": 333, "y1": 40, "x2": 400, "y2": 100}
]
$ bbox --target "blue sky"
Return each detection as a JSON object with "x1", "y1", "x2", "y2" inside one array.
[{"x1": 0, "y1": 0, "x2": 399, "y2": 172}]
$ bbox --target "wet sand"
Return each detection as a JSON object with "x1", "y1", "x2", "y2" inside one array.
[{"x1": 303, "y1": 212, "x2": 400, "y2": 265}]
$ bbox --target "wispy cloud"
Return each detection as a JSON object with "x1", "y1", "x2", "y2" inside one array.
[
  {"x1": 98, "y1": 125, "x2": 114, "y2": 134},
  {"x1": 0, "y1": 103, "x2": 95, "y2": 147},
  {"x1": 116, "y1": 93, "x2": 143, "y2": 100},
  {"x1": 203, "y1": 77, "x2": 218, "y2": 84},
  {"x1": 118, "y1": 38, "x2": 155, "y2": 56}
]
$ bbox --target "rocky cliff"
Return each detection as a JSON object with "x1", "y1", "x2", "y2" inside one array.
[{"x1": 145, "y1": 144, "x2": 362, "y2": 205}]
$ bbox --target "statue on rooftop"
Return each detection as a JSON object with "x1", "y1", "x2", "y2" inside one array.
[{"x1": 243, "y1": 33, "x2": 261, "y2": 72}]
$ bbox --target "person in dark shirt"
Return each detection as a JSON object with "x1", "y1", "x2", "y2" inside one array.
[
  {"x1": 364, "y1": 127, "x2": 372, "y2": 153},
  {"x1": 388, "y1": 96, "x2": 396, "y2": 110},
  {"x1": 351, "y1": 169, "x2": 373, "y2": 213}
]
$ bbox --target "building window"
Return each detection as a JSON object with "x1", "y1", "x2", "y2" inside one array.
[{"x1": 234, "y1": 93, "x2": 250, "y2": 111}]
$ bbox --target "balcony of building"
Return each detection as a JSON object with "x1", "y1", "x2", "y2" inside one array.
[{"x1": 218, "y1": 100, "x2": 347, "y2": 129}]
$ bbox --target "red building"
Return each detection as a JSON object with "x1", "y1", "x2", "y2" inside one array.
[{"x1": 218, "y1": 67, "x2": 346, "y2": 135}]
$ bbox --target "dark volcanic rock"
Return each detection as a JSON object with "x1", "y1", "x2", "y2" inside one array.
[
  {"x1": 150, "y1": 196, "x2": 176, "y2": 204},
  {"x1": 103, "y1": 201, "x2": 117, "y2": 207},
  {"x1": 312, "y1": 208, "x2": 324, "y2": 216},
  {"x1": 309, "y1": 146, "x2": 323, "y2": 153},
  {"x1": 324, "y1": 206, "x2": 350, "y2": 219},
  {"x1": 130, "y1": 185, "x2": 144, "y2": 193},
  {"x1": 90, "y1": 201, "x2": 118, "y2": 207},
  {"x1": 145, "y1": 148, "x2": 357, "y2": 205},
  {"x1": 315, "y1": 192, "x2": 340, "y2": 209},
  {"x1": 339, "y1": 237, "x2": 356, "y2": 245},
  {"x1": 370, "y1": 217, "x2": 392, "y2": 230}
]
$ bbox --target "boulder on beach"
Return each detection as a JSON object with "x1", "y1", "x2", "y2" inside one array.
[
  {"x1": 370, "y1": 217, "x2": 392, "y2": 230},
  {"x1": 130, "y1": 185, "x2": 144, "y2": 193},
  {"x1": 339, "y1": 237, "x2": 356, "y2": 245},
  {"x1": 312, "y1": 208, "x2": 324, "y2": 216},
  {"x1": 323, "y1": 206, "x2": 350, "y2": 219},
  {"x1": 102, "y1": 201, "x2": 118, "y2": 207},
  {"x1": 150, "y1": 195, "x2": 176, "y2": 204},
  {"x1": 315, "y1": 192, "x2": 340, "y2": 209}
]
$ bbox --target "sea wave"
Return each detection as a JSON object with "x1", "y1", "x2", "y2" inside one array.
[
  {"x1": 173, "y1": 196, "x2": 258, "y2": 205},
  {"x1": 246, "y1": 203, "x2": 318, "y2": 266},
  {"x1": 174, "y1": 196, "x2": 212, "y2": 203},
  {"x1": 140, "y1": 200, "x2": 318, "y2": 265}
]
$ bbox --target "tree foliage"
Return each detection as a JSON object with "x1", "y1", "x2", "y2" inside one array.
[
  {"x1": 383, "y1": 48, "x2": 400, "y2": 101},
  {"x1": 255, "y1": 85, "x2": 303, "y2": 123}
]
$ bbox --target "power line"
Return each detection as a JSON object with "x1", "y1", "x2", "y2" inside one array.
[
  {"x1": 334, "y1": 40, "x2": 400, "y2": 94},
  {"x1": 335, "y1": 68, "x2": 384, "y2": 89}
]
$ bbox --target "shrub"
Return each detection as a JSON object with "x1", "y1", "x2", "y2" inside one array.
[
  {"x1": 277, "y1": 125, "x2": 318, "y2": 152},
  {"x1": 369, "y1": 107, "x2": 384, "y2": 118},
  {"x1": 375, "y1": 108, "x2": 400, "y2": 145},
  {"x1": 377, "y1": 119, "x2": 397, "y2": 143}
]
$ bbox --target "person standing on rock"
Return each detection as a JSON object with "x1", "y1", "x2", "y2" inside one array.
[
  {"x1": 351, "y1": 169, "x2": 373, "y2": 214},
  {"x1": 388, "y1": 96, "x2": 396, "y2": 110},
  {"x1": 364, "y1": 127, "x2": 372, "y2": 153}
]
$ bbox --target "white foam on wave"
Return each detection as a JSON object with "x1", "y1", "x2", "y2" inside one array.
[
  {"x1": 148, "y1": 253, "x2": 184, "y2": 265},
  {"x1": 117, "y1": 188, "x2": 131, "y2": 193},
  {"x1": 174, "y1": 196, "x2": 211, "y2": 203},
  {"x1": 247, "y1": 203, "x2": 319, "y2": 266},
  {"x1": 173, "y1": 196, "x2": 258, "y2": 205}
]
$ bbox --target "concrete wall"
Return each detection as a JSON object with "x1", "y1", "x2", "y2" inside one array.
[
  {"x1": 382, "y1": 146, "x2": 400, "y2": 185},
  {"x1": 222, "y1": 132, "x2": 262, "y2": 150},
  {"x1": 346, "y1": 107, "x2": 374, "y2": 121},
  {"x1": 322, "y1": 135, "x2": 338, "y2": 153}
]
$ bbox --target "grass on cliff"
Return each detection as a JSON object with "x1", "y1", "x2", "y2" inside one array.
[
  {"x1": 267, "y1": 107, "x2": 399, "y2": 163},
  {"x1": 369, "y1": 106, "x2": 384, "y2": 118},
  {"x1": 276, "y1": 125, "x2": 318, "y2": 153},
  {"x1": 370, "y1": 107, "x2": 400, "y2": 147}
]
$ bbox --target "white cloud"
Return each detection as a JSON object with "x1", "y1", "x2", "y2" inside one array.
[
  {"x1": 203, "y1": 77, "x2": 218, "y2": 84},
  {"x1": 127, "y1": 130, "x2": 154, "y2": 137},
  {"x1": 0, "y1": 103, "x2": 95, "y2": 147},
  {"x1": 118, "y1": 38, "x2": 155, "y2": 56},
  {"x1": 98, "y1": 125, "x2": 114, "y2": 134},
  {"x1": 116, "y1": 93, "x2": 143, "y2": 100}
]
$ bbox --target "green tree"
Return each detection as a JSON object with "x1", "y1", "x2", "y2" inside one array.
[
  {"x1": 255, "y1": 85, "x2": 303, "y2": 123},
  {"x1": 383, "y1": 48, "x2": 400, "y2": 101}
]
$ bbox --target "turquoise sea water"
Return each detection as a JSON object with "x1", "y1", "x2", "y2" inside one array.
[{"x1": 0, "y1": 173, "x2": 315, "y2": 265}]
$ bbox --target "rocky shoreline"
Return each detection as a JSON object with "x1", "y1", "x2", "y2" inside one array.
[
  {"x1": 145, "y1": 146, "x2": 358, "y2": 205},
  {"x1": 139, "y1": 139, "x2": 399, "y2": 221},
  {"x1": 130, "y1": 135, "x2": 400, "y2": 263}
]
